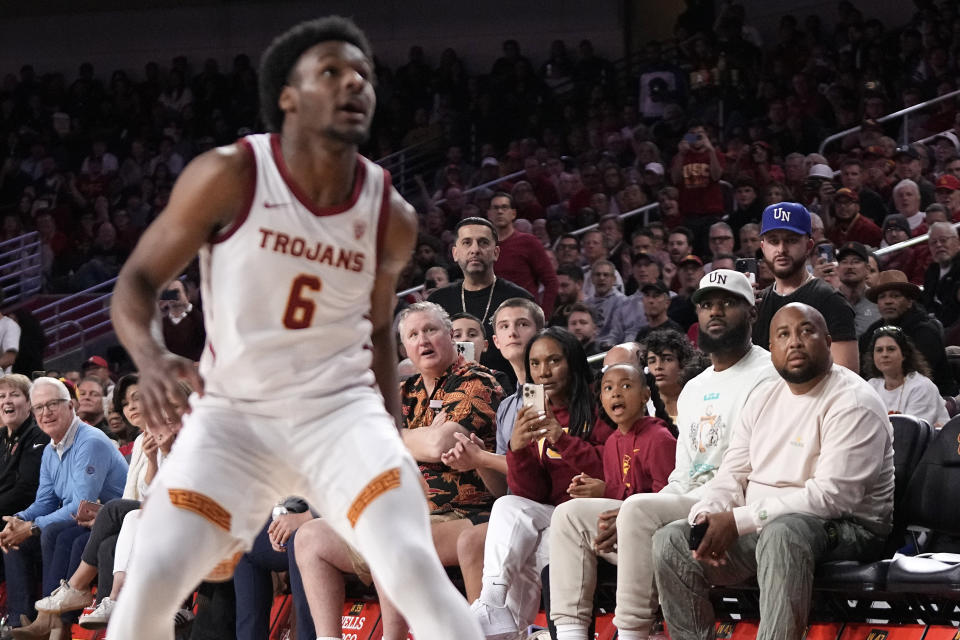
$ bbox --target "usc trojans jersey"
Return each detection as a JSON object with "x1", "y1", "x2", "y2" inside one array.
[{"x1": 197, "y1": 133, "x2": 390, "y2": 401}]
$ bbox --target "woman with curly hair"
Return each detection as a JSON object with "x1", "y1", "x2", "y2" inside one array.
[
  {"x1": 863, "y1": 326, "x2": 949, "y2": 427},
  {"x1": 643, "y1": 328, "x2": 700, "y2": 422}
]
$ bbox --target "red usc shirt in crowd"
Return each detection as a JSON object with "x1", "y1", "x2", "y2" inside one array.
[{"x1": 678, "y1": 149, "x2": 725, "y2": 216}]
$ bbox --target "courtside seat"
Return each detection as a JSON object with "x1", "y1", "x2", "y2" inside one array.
[
  {"x1": 813, "y1": 415, "x2": 934, "y2": 593},
  {"x1": 885, "y1": 416, "x2": 960, "y2": 601},
  {"x1": 886, "y1": 554, "x2": 960, "y2": 593}
]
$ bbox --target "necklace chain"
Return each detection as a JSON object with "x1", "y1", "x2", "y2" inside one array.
[{"x1": 461, "y1": 276, "x2": 497, "y2": 325}]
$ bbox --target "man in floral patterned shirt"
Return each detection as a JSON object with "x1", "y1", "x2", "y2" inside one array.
[{"x1": 399, "y1": 302, "x2": 504, "y2": 536}]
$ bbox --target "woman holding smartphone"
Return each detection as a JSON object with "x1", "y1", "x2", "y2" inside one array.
[{"x1": 471, "y1": 327, "x2": 613, "y2": 638}]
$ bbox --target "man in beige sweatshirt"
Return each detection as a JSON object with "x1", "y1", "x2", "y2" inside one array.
[{"x1": 652, "y1": 302, "x2": 894, "y2": 640}]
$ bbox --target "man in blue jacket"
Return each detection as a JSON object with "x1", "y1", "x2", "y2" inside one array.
[{"x1": 0, "y1": 377, "x2": 127, "y2": 631}]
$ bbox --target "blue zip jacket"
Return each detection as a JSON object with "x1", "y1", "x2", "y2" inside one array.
[{"x1": 17, "y1": 419, "x2": 128, "y2": 529}]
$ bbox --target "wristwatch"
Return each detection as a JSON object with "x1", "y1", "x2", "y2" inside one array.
[{"x1": 30, "y1": 523, "x2": 40, "y2": 537}]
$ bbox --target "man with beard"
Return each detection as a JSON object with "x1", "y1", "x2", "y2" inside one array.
[
  {"x1": 429, "y1": 217, "x2": 533, "y2": 384},
  {"x1": 653, "y1": 303, "x2": 894, "y2": 640},
  {"x1": 549, "y1": 269, "x2": 776, "y2": 640},
  {"x1": 835, "y1": 242, "x2": 880, "y2": 337},
  {"x1": 549, "y1": 265, "x2": 585, "y2": 328},
  {"x1": 923, "y1": 222, "x2": 960, "y2": 328},
  {"x1": 752, "y1": 203, "x2": 859, "y2": 372}
]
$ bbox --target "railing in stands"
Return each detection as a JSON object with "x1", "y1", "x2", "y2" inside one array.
[
  {"x1": 569, "y1": 202, "x2": 660, "y2": 237},
  {"x1": 376, "y1": 136, "x2": 447, "y2": 200},
  {"x1": 0, "y1": 232, "x2": 43, "y2": 307},
  {"x1": 819, "y1": 88, "x2": 960, "y2": 154},
  {"x1": 875, "y1": 221, "x2": 960, "y2": 257},
  {"x1": 35, "y1": 277, "x2": 117, "y2": 356},
  {"x1": 434, "y1": 170, "x2": 526, "y2": 206}
]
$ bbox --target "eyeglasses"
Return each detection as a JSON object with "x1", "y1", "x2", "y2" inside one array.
[
  {"x1": 695, "y1": 298, "x2": 740, "y2": 311},
  {"x1": 710, "y1": 236, "x2": 734, "y2": 242},
  {"x1": 31, "y1": 398, "x2": 68, "y2": 415}
]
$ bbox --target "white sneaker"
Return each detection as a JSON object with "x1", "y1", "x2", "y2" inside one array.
[
  {"x1": 79, "y1": 597, "x2": 115, "y2": 630},
  {"x1": 34, "y1": 580, "x2": 93, "y2": 613},
  {"x1": 470, "y1": 599, "x2": 518, "y2": 640}
]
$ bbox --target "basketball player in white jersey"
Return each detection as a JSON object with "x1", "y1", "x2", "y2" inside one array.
[{"x1": 107, "y1": 16, "x2": 483, "y2": 640}]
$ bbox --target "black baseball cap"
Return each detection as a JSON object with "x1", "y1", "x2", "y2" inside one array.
[
  {"x1": 640, "y1": 280, "x2": 669, "y2": 295},
  {"x1": 837, "y1": 241, "x2": 868, "y2": 262}
]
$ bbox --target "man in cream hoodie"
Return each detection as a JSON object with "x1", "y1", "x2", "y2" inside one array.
[{"x1": 652, "y1": 302, "x2": 893, "y2": 640}]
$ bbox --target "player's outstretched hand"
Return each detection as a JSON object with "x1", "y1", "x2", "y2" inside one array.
[{"x1": 137, "y1": 352, "x2": 205, "y2": 429}]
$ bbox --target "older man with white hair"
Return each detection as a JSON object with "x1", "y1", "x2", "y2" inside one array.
[
  {"x1": 923, "y1": 221, "x2": 960, "y2": 328},
  {"x1": 0, "y1": 377, "x2": 127, "y2": 634},
  {"x1": 892, "y1": 179, "x2": 925, "y2": 231}
]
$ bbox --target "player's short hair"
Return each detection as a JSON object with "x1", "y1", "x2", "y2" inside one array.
[
  {"x1": 455, "y1": 217, "x2": 499, "y2": 244},
  {"x1": 258, "y1": 16, "x2": 373, "y2": 132},
  {"x1": 396, "y1": 302, "x2": 452, "y2": 338},
  {"x1": 491, "y1": 298, "x2": 545, "y2": 331}
]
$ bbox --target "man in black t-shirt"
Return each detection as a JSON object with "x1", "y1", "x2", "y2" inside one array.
[
  {"x1": 427, "y1": 217, "x2": 533, "y2": 384},
  {"x1": 751, "y1": 203, "x2": 859, "y2": 372}
]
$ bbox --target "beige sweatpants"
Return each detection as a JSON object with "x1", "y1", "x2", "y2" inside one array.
[{"x1": 548, "y1": 492, "x2": 697, "y2": 632}]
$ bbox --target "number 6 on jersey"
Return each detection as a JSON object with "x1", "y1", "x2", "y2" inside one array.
[{"x1": 283, "y1": 274, "x2": 322, "y2": 329}]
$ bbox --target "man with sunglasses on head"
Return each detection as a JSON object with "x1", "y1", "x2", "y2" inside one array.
[{"x1": 0, "y1": 377, "x2": 126, "y2": 634}]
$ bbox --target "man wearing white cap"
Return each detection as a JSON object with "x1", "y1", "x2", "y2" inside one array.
[{"x1": 548, "y1": 269, "x2": 777, "y2": 640}]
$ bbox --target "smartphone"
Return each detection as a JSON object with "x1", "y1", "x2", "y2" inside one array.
[
  {"x1": 424, "y1": 278, "x2": 437, "y2": 290},
  {"x1": 683, "y1": 133, "x2": 699, "y2": 145},
  {"x1": 455, "y1": 341, "x2": 476, "y2": 363},
  {"x1": 734, "y1": 258, "x2": 757, "y2": 285},
  {"x1": 689, "y1": 520, "x2": 709, "y2": 550},
  {"x1": 522, "y1": 383, "x2": 546, "y2": 414},
  {"x1": 160, "y1": 289, "x2": 179, "y2": 301},
  {"x1": 817, "y1": 244, "x2": 836, "y2": 263}
]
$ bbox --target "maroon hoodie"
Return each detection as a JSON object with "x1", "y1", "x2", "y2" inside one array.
[{"x1": 506, "y1": 404, "x2": 613, "y2": 506}]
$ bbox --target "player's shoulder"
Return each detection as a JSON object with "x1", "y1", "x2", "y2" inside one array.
[{"x1": 178, "y1": 140, "x2": 256, "y2": 190}]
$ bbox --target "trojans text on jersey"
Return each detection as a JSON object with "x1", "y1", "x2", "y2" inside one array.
[{"x1": 257, "y1": 226, "x2": 365, "y2": 273}]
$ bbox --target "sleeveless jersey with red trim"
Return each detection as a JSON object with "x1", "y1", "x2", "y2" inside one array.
[{"x1": 197, "y1": 133, "x2": 390, "y2": 402}]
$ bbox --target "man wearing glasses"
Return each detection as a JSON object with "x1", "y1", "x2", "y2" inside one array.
[
  {"x1": 0, "y1": 377, "x2": 127, "y2": 633},
  {"x1": 487, "y1": 192, "x2": 559, "y2": 318}
]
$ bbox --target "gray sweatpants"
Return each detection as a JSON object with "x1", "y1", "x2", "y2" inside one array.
[{"x1": 652, "y1": 512, "x2": 884, "y2": 640}]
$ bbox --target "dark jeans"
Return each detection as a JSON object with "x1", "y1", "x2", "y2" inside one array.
[
  {"x1": 235, "y1": 522, "x2": 292, "y2": 640},
  {"x1": 80, "y1": 499, "x2": 141, "y2": 601},
  {"x1": 4, "y1": 519, "x2": 78, "y2": 625},
  {"x1": 44, "y1": 522, "x2": 88, "y2": 596}
]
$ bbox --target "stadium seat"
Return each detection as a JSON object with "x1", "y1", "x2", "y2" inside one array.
[{"x1": 881, "y1": 415, "x2": 960, "y2": 624}]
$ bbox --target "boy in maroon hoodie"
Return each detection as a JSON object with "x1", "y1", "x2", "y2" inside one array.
[{"x1": 549, "y1": 363, "x2": 677, "y2": 639}]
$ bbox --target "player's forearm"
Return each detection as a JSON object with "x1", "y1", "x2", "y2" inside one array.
[
  {"x1": 370, "y1": 324, "x2": 402, "y2": 429},
  {"x1": 0, "y1": 351, "x2": 16, "y2": 369}
]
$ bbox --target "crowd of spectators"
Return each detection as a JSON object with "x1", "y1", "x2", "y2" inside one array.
[{"x1": 1, "y1": 1, "x2": 960, "y2": 639}]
